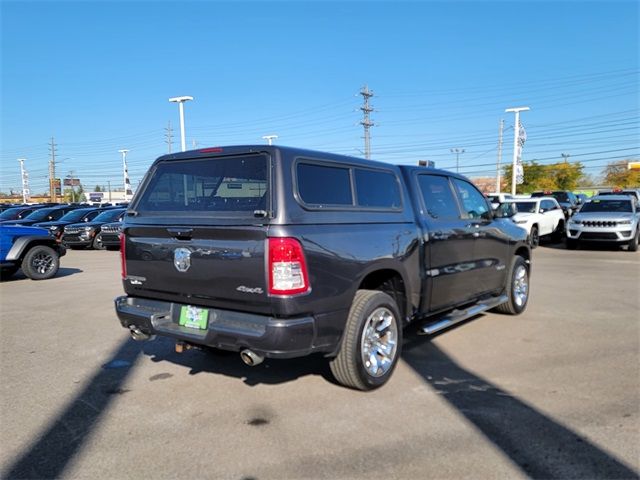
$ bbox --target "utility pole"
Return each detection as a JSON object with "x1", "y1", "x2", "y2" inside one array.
[
  {"x1": 107, "y1": 180, "x2": 112, "y2": 202},
  {"x1": 165, "y1": 121, "x2": 173, "y2": 154},
  {"x1": 505, "y1": 106, "x2": 530, "y2": 195},
  {"x1": 48, "y1": 137, "x2": 57, "y2": 202},
  {"x1": 561, "y1": 153, "x2": 570, "y2": 163},
  {"x1": 496, "y1": 119, "x2": 504, "y2": 192},
  {"x1": 359, "y1": 85, "x2": 374, "y2": 159},
  {"x1": 450, "y1": 148, "x2": 465, "y2": 174},
  {"x1": 18, "y1": 159, "x2": 30, "y2": 203}
]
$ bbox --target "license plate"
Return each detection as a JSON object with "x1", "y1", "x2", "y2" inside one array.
[{"x1": 179, "y1": 305, "x2": 209, "y2": 330}]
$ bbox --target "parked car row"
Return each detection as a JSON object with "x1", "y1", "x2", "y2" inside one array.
[
  {"x1": 0, "y1": 203, "x2": 126, "y2": 251},
  {"x1": 492, "y1": 189, "x2": 640, "y2": 251}
]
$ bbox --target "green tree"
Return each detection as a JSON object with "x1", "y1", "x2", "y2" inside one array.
[
  {"x1": 504, "y1": 160, "x2": 584, "y2": 193},
  {"x1": 602, "y1": 160, "x2": 640, "y2": 187},
  {"x1": 94, "y1": 185, "x2": 102, "y2": 192},
  {"x1": 64, "y1": 184, "x2": 86, "y2": 203},
  {"x1": 553, "y1": 161, "x2": 584, "y2": 190}
]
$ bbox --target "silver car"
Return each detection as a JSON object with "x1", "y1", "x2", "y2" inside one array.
[{"x1": 566, "y1": 195, "x2": 640, "y2": 251}]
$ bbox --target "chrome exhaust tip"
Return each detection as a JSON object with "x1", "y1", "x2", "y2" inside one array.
[
  {"x1": 129, "y1": 325, "x2": 152, "y2": 341},
  {"x1": 240, "y1": 349, "x2": 264, "y2": 366}
]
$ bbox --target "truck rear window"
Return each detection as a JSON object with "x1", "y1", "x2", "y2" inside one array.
[{"x1": 135, "y1": 155, "x2": 268, "y2": 214}]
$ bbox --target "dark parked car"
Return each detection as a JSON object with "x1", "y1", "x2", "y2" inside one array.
[
  {"x1": 0, "y1": 225, "x2": 66, "y2": 280},
  {"x1": 0, "y1": 205, "x2": 50, "y2": 224},
  {"x1": 531, "y1": 190, "x2": 579, "y2": 218},
  {"x1": 597, "y1": 188, "x2": 640, "y2": 202},
  {"x1": 115, "y1": 145, "x2": 531, "y2": 391},
  {"x1": 62, "y1": 208, "x2": 126, "y2": 249},
  {"x1": 4, "y1": 205, "x2": 80, "y2": 227},
  {"x1": 97, "y1": 221, "x2": 123, "y2": 250},
  {"x1": 33, "y1": 207, "x2": 112, "y2": 241}
]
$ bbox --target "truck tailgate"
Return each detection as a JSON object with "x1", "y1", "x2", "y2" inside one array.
[{"x1": 124, "y1": 225, "x2": 269, "y2": 311}]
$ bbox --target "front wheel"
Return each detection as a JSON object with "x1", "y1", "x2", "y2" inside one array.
[
  {"x1": 494, "y1": 255, "x2": 529, "y2": 315},
  {"x1": 330, "y1": 290, "x2": 402, "y2": 391},
  {"x1": 21, "y1": 245, "x2": 60, "y2": 280},
  {"x1": 92, "y1": 233, "x2": 106, "y2": 250}
]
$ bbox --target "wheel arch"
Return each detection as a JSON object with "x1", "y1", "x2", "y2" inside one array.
[
  {"x1": 357, "y1": 267, "x2": 410, "y2": 325},
  {"x1": 5, "y1": 236, "x2": 56, "y2": 261}
]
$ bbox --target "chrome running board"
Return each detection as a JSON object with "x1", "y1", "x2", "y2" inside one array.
[{"x1": 419, "y1": 294, "x2": 508, "y2": 335}]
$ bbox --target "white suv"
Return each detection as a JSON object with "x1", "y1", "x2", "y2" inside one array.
[{"x1": 504, "y1": 197, "x2": 566, "y2": 247}]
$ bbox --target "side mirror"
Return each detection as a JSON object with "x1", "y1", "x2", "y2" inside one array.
[{"x1": 539, "y1": 208, "x2": 545, "y2": 214}]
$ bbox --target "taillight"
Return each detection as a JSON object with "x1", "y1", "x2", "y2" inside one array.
[
  {"x1": 268, "y1": 237, "x2": 309, "y2": 295},
  {"x1": 119, "y1": 233, "x2": 127, "y2": 279}
]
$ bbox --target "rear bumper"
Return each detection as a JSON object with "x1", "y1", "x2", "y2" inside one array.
[{"x1": 115, "y1": 296, "x2": 325, "y2": 359}]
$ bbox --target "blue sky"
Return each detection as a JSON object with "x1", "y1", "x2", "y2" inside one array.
[{"x1": 1, "y1": 0, "x2": 638, "y2": 194}]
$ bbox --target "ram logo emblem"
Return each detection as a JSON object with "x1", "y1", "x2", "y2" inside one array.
[{"x1": 174, "y1": 248, "x2": 192, "y2": 272}]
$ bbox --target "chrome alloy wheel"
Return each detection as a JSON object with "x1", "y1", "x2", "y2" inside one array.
[
  {"x1": 31, "y1": 251, "x2": 55, "y2": 275},
  {"x1": 513, "y1": 264, "x2": 529, "y2": 308},
  {"x1": 360, "y1": 307, "x2": 398, "y2": 377}
]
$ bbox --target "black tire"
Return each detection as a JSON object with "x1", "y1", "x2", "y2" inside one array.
[
  {"x1": 92, "y1": 233, "x2": 106, "y2": 250},
  {"x1": 494, "y1": 256, "x2": 529, "y2": 315},
  {"x1": 20, "y1": 245, "x2": 60, "y2": 280},
  {"x1": 552, "y1": 220, "x2": 565, "y2": 243},
  {"x1": 329, "y1": 290, "x2": 403, "y2": 391},
  {"x1": 529, "y1": 225, "x2": 539, "y2": 249},
  {"x1": 566, "y1": 238, "x2": 579, "y2": 250},
  {"x1": 628, "y1": 228, "x2": 639, "y2": 252},
  {"x1": 0, "y1": 265, "x2": 19, "y2": 281}
]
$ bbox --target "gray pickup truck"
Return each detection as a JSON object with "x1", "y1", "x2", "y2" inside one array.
[{"x1": 115, "y1": 145, "x2": 530, "y2": 390}]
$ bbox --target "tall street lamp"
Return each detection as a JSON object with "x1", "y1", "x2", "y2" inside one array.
[
  {"x1": 262, "y1": 135, "x2": 278, "y2": 145},
  {"x1": 169, "y1": 96, "x2": 194, "y2": 152},
  {"x1": 118, "y1": 149, "x2": 131, "y2": 201},
  {"x1": 505, "y1": 106, "x2": 530, "y2": 195}
]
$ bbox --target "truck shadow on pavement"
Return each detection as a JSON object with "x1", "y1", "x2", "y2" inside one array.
[
  {"x1": 402, "y1": 329, "x2": 639, "y2": 479},
  {"x1": 142, "y1": 336, "x2": 337, "y2": 386},
  {"x1": 1, "y1": 337, "x2": 144, "y2": 480},
  {"x1": 3, "y1": 332, "x2": 638, "y2": 479}
]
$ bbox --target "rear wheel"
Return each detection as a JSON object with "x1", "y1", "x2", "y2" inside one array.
[
  {"x1": 21, "y1": 245, "x2": 59, "y2": 280},
  {"x1": 494, "y1": 255, "x2": 529, "y2": 315},
  {"x1": 529, "y1": 225, "x2": 539, "y2": 248},
  {"x1": 330, "y1": 290, "x2": 402, "y2": 391},
  {"x1": 552, "y1": 220, "x2": 565, "y2": 243},
  {"x1": 628, "y1": 228, "x2": 639, "y2": 252}
]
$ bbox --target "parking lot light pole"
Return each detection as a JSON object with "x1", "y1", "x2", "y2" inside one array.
[
  {"x1": 262, "y1": 135, "x2": 278, "y2": 145},
  {"x1": 169, "y1": 96, "x2": 194, "y2": 152}
]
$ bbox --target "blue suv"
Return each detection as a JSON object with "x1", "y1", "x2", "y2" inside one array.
[{"x1": 0, "y1": 225, "x2": 66, "y2": 280}]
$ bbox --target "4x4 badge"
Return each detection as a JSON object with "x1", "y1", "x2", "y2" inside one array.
[{"x1": 174, "y1": 248, "x2": 191, "y2": 272}]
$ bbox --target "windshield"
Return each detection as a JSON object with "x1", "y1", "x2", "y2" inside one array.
[
  {"x1": 136, "y1": 154, "x2": 269, "y2": 216},
  {"x1": 580, "y1": 200, "x2": 632, "y2": 213},
  {"x1": 93, "y1": 209, "x2": 124, "y2": 222},
  {"x1": 514, "y1": 201, "x2": 537, "y2": 213},
  {"x1": 24, "y1": 207, "x2": 57, "y2": 221},
  {"x1": 0, "y1": 208, "x2": 27, "y2": 220},
  {"x1": 60, "y1": 209, "x2": 94, "y2": 222}
]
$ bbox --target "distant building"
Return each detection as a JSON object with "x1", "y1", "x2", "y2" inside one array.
[{"x1": 470, "y1": 177, "x2": 497, "y2": 194}]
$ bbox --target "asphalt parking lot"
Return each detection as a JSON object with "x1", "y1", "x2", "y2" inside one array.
[{"x1": 1, "y1": 243, "x2": 638, "y2": 479}]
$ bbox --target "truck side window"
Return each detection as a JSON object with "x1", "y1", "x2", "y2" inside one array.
[
  {"x1": 297, "y1": 163, "x2": 353, "y2": 206},
  {"x1": 451, "y1": 178, "x2": 491, "y2": 220},
  {"x1": 417, "y1": 174, "x2": 460, "y2": 219},
  {"x1": 354, "y1": 168, "x2": 402, "y2": 208}
]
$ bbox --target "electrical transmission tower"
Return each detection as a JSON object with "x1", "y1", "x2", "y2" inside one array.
[
  {"x1": 359, "y1": 85, "x2": 375, "y2": 159},
  {"x1": 48, "y1": 137, "x2": 57, "y2": 202},
  {"x1": 165, "y1": 121, "x2": 174, "y2": 153}
]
